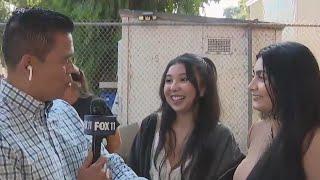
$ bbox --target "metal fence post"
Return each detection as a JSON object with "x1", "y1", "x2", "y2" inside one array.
[{"x1": 247, "y1": 25, "x2": 253, "y2": 131}]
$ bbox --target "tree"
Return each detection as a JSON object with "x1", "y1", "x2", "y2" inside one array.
[
  {"x1": 36, "y1": 0, "x2": 222, "y2": 20},
  {"x1": 0, "y1": 1, "x2": 15, "y2": 72},
  {"x1": 223, "y1": 0, "x2": 248, "y2": 19},
  {"x1": 0, "y1": 1, "x2": 12, "y2": 21},
  {"x1": 224, "y1": 6, "x2": 240, "y2": 18},
  {"x1": 130, "y1": 0, "x2": 220, "y2": 16}
]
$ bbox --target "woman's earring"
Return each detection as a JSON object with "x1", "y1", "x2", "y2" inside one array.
[{"x1": 27, "y1": 65, "x2": 33, "y2": 81}]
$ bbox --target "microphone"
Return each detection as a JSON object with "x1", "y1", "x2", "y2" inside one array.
[{"x1": 83, "y1": 97, "x2": 119, "y2": 163}]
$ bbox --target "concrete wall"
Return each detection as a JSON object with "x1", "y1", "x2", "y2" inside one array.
[
  {"x1": 248, "y1": 0, "x2": 264, "y2": 20},
  {"x1": 248, "y1": 0, "x2": 320, "y2": 64}
]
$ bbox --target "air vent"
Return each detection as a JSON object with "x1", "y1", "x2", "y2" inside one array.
[{"x1": 207, "y1": 38, "x2": 231, "y2": 54}]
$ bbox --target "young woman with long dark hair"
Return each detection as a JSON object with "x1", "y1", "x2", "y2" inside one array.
[
  {"x1": 234, "y1": 42, "x2": 320, "y2": 180},
  {"x1": 129, "y1": 53, "x2": 244, "y2": 180}
]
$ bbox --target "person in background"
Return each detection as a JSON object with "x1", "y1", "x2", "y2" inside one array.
[
  {"x1": 62, "y1": 64, "x2": 122, "y2": 153},
  {"x1": 234, "y1": 42, "x2": 320, "y2": 180},
  {"x1": 128, "y1": 53, "x2": 244, "y2": 180}
]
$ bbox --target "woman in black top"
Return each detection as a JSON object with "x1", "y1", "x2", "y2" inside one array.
[
  {"x1": 128, "y1": 53, "x2": 244, "y2": 180},
  {"x1": 247, "y1": 42, "x2": 320, "y2": 180}
]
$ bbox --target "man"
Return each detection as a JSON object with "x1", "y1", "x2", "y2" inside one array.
[{"x1": 0, "y1": 8, "x2": 140, "y2": 180}]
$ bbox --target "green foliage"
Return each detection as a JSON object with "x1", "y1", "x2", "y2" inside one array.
[
  {"x1": 31, "y1": 0, "x2": 128, "y2": 93},
  {"x1": 0, "y1": 1, "x2": 12, "y2": 69},
  {"x1": 130, "y1": 0, "x2": 220, "y2": 15},
  {"x1": 223, "y1": 6, "x2": 240, "y2": 18},
  {"x1": 223, "y1": 0, "x2": 248, "y2": 19},
  {"x1": 37, "y1": 0, "x2": 129, "y2": 21},
  {"x1": 0, "y1": 1, "x2": 11, "y2": 21}
]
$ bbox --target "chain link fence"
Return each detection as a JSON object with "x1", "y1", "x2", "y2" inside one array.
[
  {"x1": 0, "y1": 22, "x2": 319, "y2": 153},
  {"x1": 72, "y1": 23, "x2": 121, "y2": 108},
  {"x1": 282, "y1": 24, "x2": 320, "y2": 65}
]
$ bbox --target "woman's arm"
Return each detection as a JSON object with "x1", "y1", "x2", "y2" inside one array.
[{"x1": 303, "y1": 128, "x2": 320, "y2": 180}]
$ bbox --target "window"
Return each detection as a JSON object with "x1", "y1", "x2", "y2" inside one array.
[{"x1": 207, "y1": 38, "x2": 231, "y2": 54}]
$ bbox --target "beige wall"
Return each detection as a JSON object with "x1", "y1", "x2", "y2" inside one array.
[
  {"x1": 294, "y1": 0, "x2": 320, "y2": 64},
  {"x1": 296, "y1": 0, "x2": 320, "y2": 24},
  {"x1": 248, "y1": 0, "x2": 320, "y2": 64},
  {"x1": 249, "y1": 0, "x2": 264, "y2": 20},
  {"x1": 249, "y1": 0, "x2": 320, "y2": 24}
]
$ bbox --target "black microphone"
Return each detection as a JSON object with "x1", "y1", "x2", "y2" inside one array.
[{"x1": 83, "y1": 97, "x2": 119, "y2": 164}]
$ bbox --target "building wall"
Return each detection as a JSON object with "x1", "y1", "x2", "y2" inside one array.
[
  {"x1": 249, "y1": 0, "x2": 296, "y2": 23},
  {"x1": 262, "y1": 0, "x2": 296, "y2": 23},
  {"x1": 249, "y1": 0, "x2": 320, "y2": 24},
  {"x1": 248, "y1": 0, "x2": 320, "y2": 64},
  {"x1": 295, "y1": 0, "x2": 320, "y2": 64},
  {"x1": 296, "y1": 0, "x2": 320, "y2": 24},
  {"x1": 248, "y1": 0, "x2": 264, "y2": 20}
]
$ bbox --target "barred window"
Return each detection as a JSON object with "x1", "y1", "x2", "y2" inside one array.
[{"x1": 207, "y1": 38, "x2": 231, "y2": 53}]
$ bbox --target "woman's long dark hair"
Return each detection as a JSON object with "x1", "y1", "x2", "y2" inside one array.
[
  {"x1": 248, "y1": 42, "x2": 320, "y2": 180},
  {"x1": 154, "y1": 53, "x2": 220, "y2": 179}
]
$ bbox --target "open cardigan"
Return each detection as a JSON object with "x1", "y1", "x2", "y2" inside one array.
[{"x1": 128, "y1": 113, "x2": 245, "y2": 180}]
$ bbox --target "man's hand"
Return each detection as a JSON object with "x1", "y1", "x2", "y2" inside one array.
[{"x1": 78, "y1": 152, "x2": 111, "y2": 180}]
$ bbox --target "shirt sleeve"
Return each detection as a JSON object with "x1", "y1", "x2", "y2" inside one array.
[
  {"x1": 0, "y1": 139, "x2": 22, "y2": 180},
  {"x1": 87, "y1": 140, "x2": 146, "y2": 180},
  {"x1": 105, "y1": 152, "x2": 141, "y2": 180}
]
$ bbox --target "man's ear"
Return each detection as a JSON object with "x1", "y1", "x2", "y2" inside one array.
[
  {"x1": 18, "y1": 54, "x2": 37, "y2": 81},
  {"x1": 19, "y1": 54, "x2": 34, "y2": 71}
]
